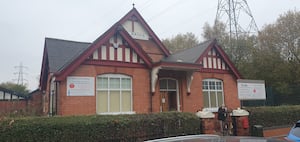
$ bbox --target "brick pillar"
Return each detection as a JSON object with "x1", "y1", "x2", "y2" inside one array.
[
  {"x1": 196, "y1": 110, "x2": 216, "y2": 134},
  {"x1": 232, "y1": 108, "x2": 250, "y2": 136},
  {"x1": 201, "y1": 118, "x2": 216, "y2": 134}
]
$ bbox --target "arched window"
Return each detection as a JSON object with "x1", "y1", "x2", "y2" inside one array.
[
  {"x1": 202, "y1": 79, "x2": 224, "y2": 111},
  {"x1": 96, "y1": 74, "x2": 133, "y2": 114}
]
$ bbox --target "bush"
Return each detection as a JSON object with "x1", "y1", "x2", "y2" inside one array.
[
  {"x1": 0, "y1": 112, "x2": 201, "y2": 142},
  {"x1": 247, "y1": 105, "x2": 300, "y2": 127}
]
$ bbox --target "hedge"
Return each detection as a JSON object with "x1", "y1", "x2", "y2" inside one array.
[
  {"x1": 0, "y1": 112, "x2": 201, "y2": 142},
  {"x1": 247, "y1": 105, "x2": 300, "y2": 128}
]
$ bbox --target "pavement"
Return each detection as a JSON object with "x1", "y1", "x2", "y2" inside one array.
[{"x1": 263, "y1": 126, "x2": 291, "y2": 140}]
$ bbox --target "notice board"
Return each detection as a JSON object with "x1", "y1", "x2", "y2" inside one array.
[
  {"x1": 66, "y1": 76, "x2": 94, "y2": 96},
  {"x1": 237, "y1": 79, "x2": 266, "y2": 100}
]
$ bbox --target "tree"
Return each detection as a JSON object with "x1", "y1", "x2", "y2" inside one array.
[
  {"x1": 202, "y1": 20, "x2": 257, "y2": 74},
  {"x1": 257, "y1": 10, "x2": 300, "y2": 97},
  {"x1": 0, "y1": 82, "x2": 30, "y2": 95},
  {"x1": 259, "y1": 10, "x2": 300, "y2": 63},
  {"x1": 202, "y1": 20, "x2": 228, "y2": 40},
  {"x1": 162, "y1": 32, "x2": 199, "y2": 53}
]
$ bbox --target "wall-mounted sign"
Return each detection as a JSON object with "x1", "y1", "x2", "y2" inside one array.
[
  {"x1": 129, "y1": 32, "x2": 149, "y2": 40},
  {"x1": 67, "y1": 76, "x2": 94, "y2": 96},
  {"x1": 237, "y1": 79, "x2": 266, "y2": 100}
]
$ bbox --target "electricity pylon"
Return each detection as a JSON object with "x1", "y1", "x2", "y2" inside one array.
[
  {"x1": 215, "y1": 0, "x2": 259, "y2": 41},
  {"x1": 14, "y1": 62, "x2": 27, "y2": 86},
  {"x1": 215, "y1": 0, "x2": 259, "y2": 61}
]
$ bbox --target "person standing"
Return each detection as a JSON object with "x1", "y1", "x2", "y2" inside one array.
[{"x1": 218, "y1": 104, "x2": 226, "y2": 132}]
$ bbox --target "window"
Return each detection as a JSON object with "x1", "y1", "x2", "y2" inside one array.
[
  {"x1": 0, "y1": 91, "x2": 4, "y2": 100},
  {"x1": 159, "y1": 79, "x2": 177, "y2": 91},
  {"x1": 159, "y1": 79, "x2": 179, "y2": 111},
  {"x1": 202, "y1": 79, "x2": 224, "y2": 111},
  {"x1": 96, "y1": 74, "x2": 133, "y2": 114}
]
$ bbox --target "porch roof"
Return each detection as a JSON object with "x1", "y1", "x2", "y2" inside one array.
[
  {"x1": 162, "y1": 40, "x2": 213, "y2": 64},
  {"x1": 153, "y1": 61, "x2": 201, "y2": 71}
]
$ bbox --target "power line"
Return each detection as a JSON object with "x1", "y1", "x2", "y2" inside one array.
[{"x1": 147, "y1": 0, "x2": 184, "y2": 22}]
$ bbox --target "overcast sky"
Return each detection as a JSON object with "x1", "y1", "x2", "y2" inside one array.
[{"x1": 0, "y1": 0, "x2": 299, "y2": 91}]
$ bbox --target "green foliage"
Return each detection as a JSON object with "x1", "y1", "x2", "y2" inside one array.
[
  {"x1": 247, "y1": 105, "x2": 300, "y2": 127},
  {"x1": 256, "y1": 10, "x2": 300, "y2": 96},
  {"x1": 0, "y1": 112, "x2": 201, "y2": 142},
  {"x1": 202, "y1": 10, "x2": 300, "y2": 105},
  {"x1": 162, "y1": 32, "x2": 199, "y2": 53},
  {"x1": 202, "y1": 20, "x2": 228, "y2": 41},
  {"x1": 0, "y1": 81, "x2": 30, "y2": 95}
]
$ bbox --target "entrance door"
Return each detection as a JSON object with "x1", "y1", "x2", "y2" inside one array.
[{"x1": 159, "y1": 79, "x2": 179, "y2": 112}]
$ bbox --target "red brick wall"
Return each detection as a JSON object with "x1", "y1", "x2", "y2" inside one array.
[
  {"x1": 150, "y1": 70, "x2": 240, "y2": 113},
  {"x1": 42, "y1": 74, "x2": 52, "y2": 115},
  {"x1": 183, "y1": 72, "x2": 240, "y2": 112},
  {"x1": 27, "y1": 91, "x2": 43, "y2": 115},
  {"x1": 57, "y1": 65, "x2": 151, "y2": 116},
  {"x1": 52, "y1": 64, "x2": 240, "y2": 116},
  {"x1": 0, "y1": 101, "x2": 27, "y2": 114}
]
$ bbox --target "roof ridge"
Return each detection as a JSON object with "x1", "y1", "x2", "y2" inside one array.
[
  {"x1": 172, "y1": 39, "x2": 214, "y2": 55},
  {"x1": 45, "y1": 37, "x2": 92, "y2": 44}
]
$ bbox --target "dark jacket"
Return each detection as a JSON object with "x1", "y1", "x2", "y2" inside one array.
[{"x1": 217, "y1": 107, "x2": 226, "y2": 121}]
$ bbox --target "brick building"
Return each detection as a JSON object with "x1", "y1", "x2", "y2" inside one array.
[
  {"x1": 0, "y1": 87, "x2": 42, "y2": 115},
  {"x1": 39, "y1": 8, "x2": 241, "y2": 116}
]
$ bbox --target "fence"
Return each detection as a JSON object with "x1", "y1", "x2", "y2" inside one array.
[{"x1": 242, "y1": 85, "x2": 300, "y2": 107}]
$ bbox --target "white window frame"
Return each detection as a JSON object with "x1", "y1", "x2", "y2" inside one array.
[
  {"x1": 202, "y1": 79, "x2": 224, "y2": 112},
  {"x1": 96, "y1": 74, "x2": 135, "y2": 115}
]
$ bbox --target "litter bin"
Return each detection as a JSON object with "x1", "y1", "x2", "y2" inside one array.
[{"x1": 252, "y1": 125, "x2": 263, "y2": 137}]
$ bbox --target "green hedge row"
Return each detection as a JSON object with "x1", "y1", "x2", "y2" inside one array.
[
  {"x1": 247, "y1": 105, "x2": 300, "y2": 128},
  {"x1": 0, "y1": 112, "x2": 201, "y2": 142}
]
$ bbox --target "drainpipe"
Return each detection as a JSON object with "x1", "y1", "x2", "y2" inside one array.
[
  {"x1": 149, "y1": 70, "x2": 153, "y2": 112},
  {"x1": 47, "y1": 73, "x2": 52, "y2": 116},
  {"x1": 55, "y1": 81, "x2": 59, "y2": 115},
  {"x1": 49, "y1": 75, "x2": 55, "y2": 116}
]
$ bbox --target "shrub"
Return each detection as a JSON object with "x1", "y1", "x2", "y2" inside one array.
[
  {"x1": 247, "y1": 105, "x2": 300, "y2": 127},
  {"x1": 0, "y1": 112, "x2": 201, "y2": 142}
]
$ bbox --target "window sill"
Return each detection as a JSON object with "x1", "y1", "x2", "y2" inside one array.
[
  {"x1": 97, "y1": 111, "x2": 136, "y2": 115},
  {"x1": 203, "y1": 107, "x2": 218, "y2": 113}
]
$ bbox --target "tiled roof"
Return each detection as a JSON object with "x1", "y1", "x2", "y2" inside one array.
[
  {"x1": 45, "y1": 38, "x2": 91, "y2": 72},
  {"x1": 162, "y1": 39, "x2": 213, "y2": 63}
]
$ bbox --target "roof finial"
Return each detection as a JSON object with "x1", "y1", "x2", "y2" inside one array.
[{"x1": 132, "y1": 3, "x2": 135, "y2": 8}]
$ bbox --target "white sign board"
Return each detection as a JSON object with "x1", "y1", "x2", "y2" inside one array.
[
  {"x1": 237, "y1": 79, "x2": 266, "y2": 100},
  {"x1": 67, "y1": 76, "x2": 94, "y2": 96}
]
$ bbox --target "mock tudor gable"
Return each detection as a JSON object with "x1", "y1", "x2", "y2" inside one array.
[
  {"x1": 54, "y1": 8, "x2": 170, "y2": 81},
  {"x1": 162, "y1": 39, "x2": 241, "y2": 79},
  {"x1": 39, "y1": 7, "x2": 242, "y2": 116}
]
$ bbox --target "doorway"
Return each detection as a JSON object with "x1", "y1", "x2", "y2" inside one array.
[{"x1": 159, "y1": 78, "x2": 179, "y2": 112}]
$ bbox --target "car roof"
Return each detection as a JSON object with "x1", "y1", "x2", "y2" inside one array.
[{"x1": 144, "y1": 135, "x2": 286, "y2": 142}]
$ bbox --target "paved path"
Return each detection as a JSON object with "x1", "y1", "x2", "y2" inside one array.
[{"x1": 263, "y1": 127, "x2": 291, "y2": 140}]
